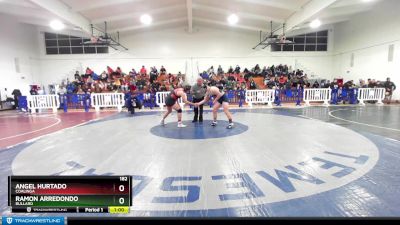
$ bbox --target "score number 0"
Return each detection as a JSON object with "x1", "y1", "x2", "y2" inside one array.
[{"x1": 118, "y1": 176, "x2": 128, "y2": 205}]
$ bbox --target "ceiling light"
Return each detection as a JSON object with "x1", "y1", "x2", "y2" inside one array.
[
  {"x1": 49, "y1": 20, "x2": 65, "y2": 31},
  {"x1": 227, "y1": 14, "x2": 239, "y2": 25},
  {"x1": 309, "y1": 19, "x2": 321, "y2": 28},
  {"x1": 140, "y1": 14, "x2": 152, "y2": 25}
]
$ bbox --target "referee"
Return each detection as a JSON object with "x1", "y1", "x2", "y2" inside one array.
[{"x1": 191, "y1": 78, "x2": 206, "y2": 123}]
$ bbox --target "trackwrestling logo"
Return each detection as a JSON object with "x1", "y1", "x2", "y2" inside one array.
[{"x1": 2, "y1": 217, "x2": 64, "y2": 225}]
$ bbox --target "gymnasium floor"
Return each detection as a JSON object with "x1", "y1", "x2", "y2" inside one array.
[{"x1": 0, "y1": 105, "x2": 399, "y2": 217}]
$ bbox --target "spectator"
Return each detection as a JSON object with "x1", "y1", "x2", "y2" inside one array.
[
  {"x1": 116, "y1": 67, "x2": 122, "y2": 75},
  {"x1": 343, "y1": 80, "x2": 354, "y2": 89},
  {"x1": 249, "y1": 77, "x2": 257, "y2": 90},
  {"x1": 140, "y1": 65, "x2": 147, "y2": 75},
  {"x1": 11, "y1": 89, "x2": 22, "y2": 109},
  {"x1": 107, "y1": 66, "x2": 114, "y2": 76},
  {"x1": 100, "y1": 71, "x2": 108, "y2": 81},
  {"x1": 234, "y1": 65, "x2": 241, "y2": 74},
  {"x1": 217, "y1": 65, "x2": 224, "y2": 75},
  {"x1": 58, "y1": 85, "x2": 66, "y2": 95},
  {"x1": 74, "y1": 71, "x2": 80, "y2": 80},
  {"x1": 312, "y1": 81, "x2": 320, "y2": 89},
  {"x1": 85, "y1": 67, "x2": 93, "y2": 76},
  {"x1": 228, "y1": 66, "x2": 234, "y2": 74},
  {"x1": 384, "y1": 77, "x2": 396, "y2": 104},
  {"x1": 278, "y1": 75, "x2": 286, "y2": 88},
  {"x1": 207, "y1": 66, "x2": 215, "y2": 75},
  {"x1": 254, "y1": 64, "x2": 261, "y2": 75},
  {"x1": 160, "y1": 66, "x2": 166, "y2": 74},
  {"x1": 368, "y1": 79, "x2": 376, "y2": 88},
  {"x1": 261, "y1": 66, "x2": 268, "y2": 77}
]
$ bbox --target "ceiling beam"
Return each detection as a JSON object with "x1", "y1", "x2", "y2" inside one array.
[
  {"x1": 319, "y1": 5, "x2": 373, "y2": 18},
  {"x1": 72, "y1": 0, "x2": 143, "y2": 12},
  {"x1": 108, "y1": 17, "x2": 187, "y2": 33},
  {"x1": 186, "y1": 0, "x2": 193, "y2": 33},
  {"x1": 29, "y1": 0, "x2": 92, "y2": 34},
  {"x1": 235, "y1": 0, "x2": 301, "y2": 11},
  {"x1": 285, "y1": 0, "x2": 339, "y2": 32},
  {"x1": 1, "y1": 0, "x2": 39, "y2": 9},
  {"x1": 294, "y1": 17, "x2": 350, "y2": 30},
  {"x1": 92, "y1": 4, "x2": 185, "y2": 24},
  {"x1": 194, "y1": 17, "x2": 266, "y2": 32},
  {"x1": 193, "y1": 3, "x2": 284, "y2": 24}
]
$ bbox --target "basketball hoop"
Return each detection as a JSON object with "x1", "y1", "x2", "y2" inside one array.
[{"x1": 280, "y1": 35, "x2": 286, "y2": 44}]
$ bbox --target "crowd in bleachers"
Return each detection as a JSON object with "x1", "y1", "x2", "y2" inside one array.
[{"x1": 55, "y1": 64, "x2": 396, "y2": 101}]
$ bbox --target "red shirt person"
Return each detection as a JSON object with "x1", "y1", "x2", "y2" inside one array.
[{"x1": 140, "y1": 66, "x2": 147, "y2": 75}]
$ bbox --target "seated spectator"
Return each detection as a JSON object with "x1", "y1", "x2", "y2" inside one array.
[
  {"x1": 312, "y1": 81, "x2": 320, "y2": 89},
  {"x1": 160, "y1": 66, "x2": 166, "y2": 74},
  {"x1": 278, "y1": 75, "x2": 286, "y2": 88},
  {"x1": 248, "y1": 77, "x2": 257, "y2": 90},
  {"x1": 140, "y1": 65, "x2": 147, "y2": 75},
  {"x1": 376, "y1": 80, "x2": 384, "y2": 88},
  {"x1": 261, "y1": 66, "x2": 268, "y2": 77},
  {"x1": 368, "y1": 79, "x2": 377, "y2": 88},
  {"x1": 343, "y1": 80, "x2": 354, "y2": 89},
  {"x1": 207, "y1": 66, "x2": 215, "y2": 75},
  {"x1": 149, "y1": 67, "x2": 158, "y2": 83},
  {"x1": 359, "y1": 79, "x2": 367, "y2": 88},
  {"x1": 217, "y1": 65, "x2": 224, "y2": 75},
  {"x1": 129, "y1": 68, "x2": 137, "y2": 77},
  {"x1": 116, "y1": 67, "x2": 122, "y2": 76},
  {"x1": 57, "y1": 85, "x2": 66, "y2": 95},
  {"x1": 234, "y1": 65, "x2": 241, "y2": 74},
  {"x1": 74, "y1": 71, "x2": 80, "y2": 80},
  {"x1": 323, "y1": 80, "x2": 331, "y2": 88},
  {"x1": 85, "y1": 67, "x2": 93, "y2": 76},
  {"x1": 227, "y1": 74, "x2": 236, "y2": 81},
  {"x1": 228, "y1": 66, "x2": 234, "y2": 74},
  {"x1": 100, "y1": 71, "x2": 108, "y2": 81},
  {"x1": 136, "y1": 77, "x2": 146, "y2": 91},
  {"x1": 330, "y1": 79, "x2": 339, "y2": 89},
  {"x1": 77, "y1": 86, "x2": 85, "y2": 94},
  {"x1": 254, "y1": 64, "x2": 261, "y2": 75},
  {"x1": 160, "y1": 84, "x2": 167, "y2": 92},
  {"x1": 107, "y1": 66, "x2": 114, "y2": 76},
  {"x1": 200, "y1": 71, "x2": 209, "y2": 80}
]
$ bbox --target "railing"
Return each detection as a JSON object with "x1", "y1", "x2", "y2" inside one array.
[
  {"x1": 60, "y1": 94, "x2": 91, "y2": 112},
  {"x1": 357, "y1": 88, "x2": 385, "y2": 106},
  {"x1": 303, "y1": 88, "x2": 331, "y2": 106},
  {"x1": 155, "y1": 92, "x2": 184, "y2": 110},
  {"x1": 245, "y1": 90, "x2": 275, "y2": 107},
  {"x1": 275, "y1": 88, "x2": 303, "y2": 106},
  {"x1": 90, "y1": 93, "x2": 125, "y2": 112},
  {"x1": 19, "y1": 87, "x2": 390, "y2": 114},
  {"x1": 27, "y1": 95, "x2": 60, "y2": 113}
]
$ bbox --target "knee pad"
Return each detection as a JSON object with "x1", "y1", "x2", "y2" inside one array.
[{"x1": 177, "y1": 109, "x2": 183, "y2": 113}]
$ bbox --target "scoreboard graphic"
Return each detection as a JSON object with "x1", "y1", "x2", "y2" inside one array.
[{"x1": 8, "y1": 176, "x2": 132, "y2": 214}]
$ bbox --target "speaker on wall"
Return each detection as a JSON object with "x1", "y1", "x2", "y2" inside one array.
[
  {"x1": 388, "y1": 44, "x2": 394, "y2": 62},
  {"x1": 15, "y1": 57, "x2": 20, "y2": 73},
  {"x1": 350, "y1": 53, "x2": 354, "y2": 68}
]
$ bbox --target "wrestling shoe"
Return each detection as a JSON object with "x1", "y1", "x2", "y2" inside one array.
[
  {"x1": 226, "y1": 123, "x2": 234, "y2": 129},
  {"x1": 211, "y1": 121, "x2": 218, "y2": 126},
  {"x1": 177, "y1": 122, "x2": 187, "y2": 128},
  {"x1": 160, "y1": 119, "x2": 165, "y2": 126}
]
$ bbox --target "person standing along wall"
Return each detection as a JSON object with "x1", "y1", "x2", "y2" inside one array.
[{"x1": 384, "y1": 77, "x2": 396, "y2": 104}]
